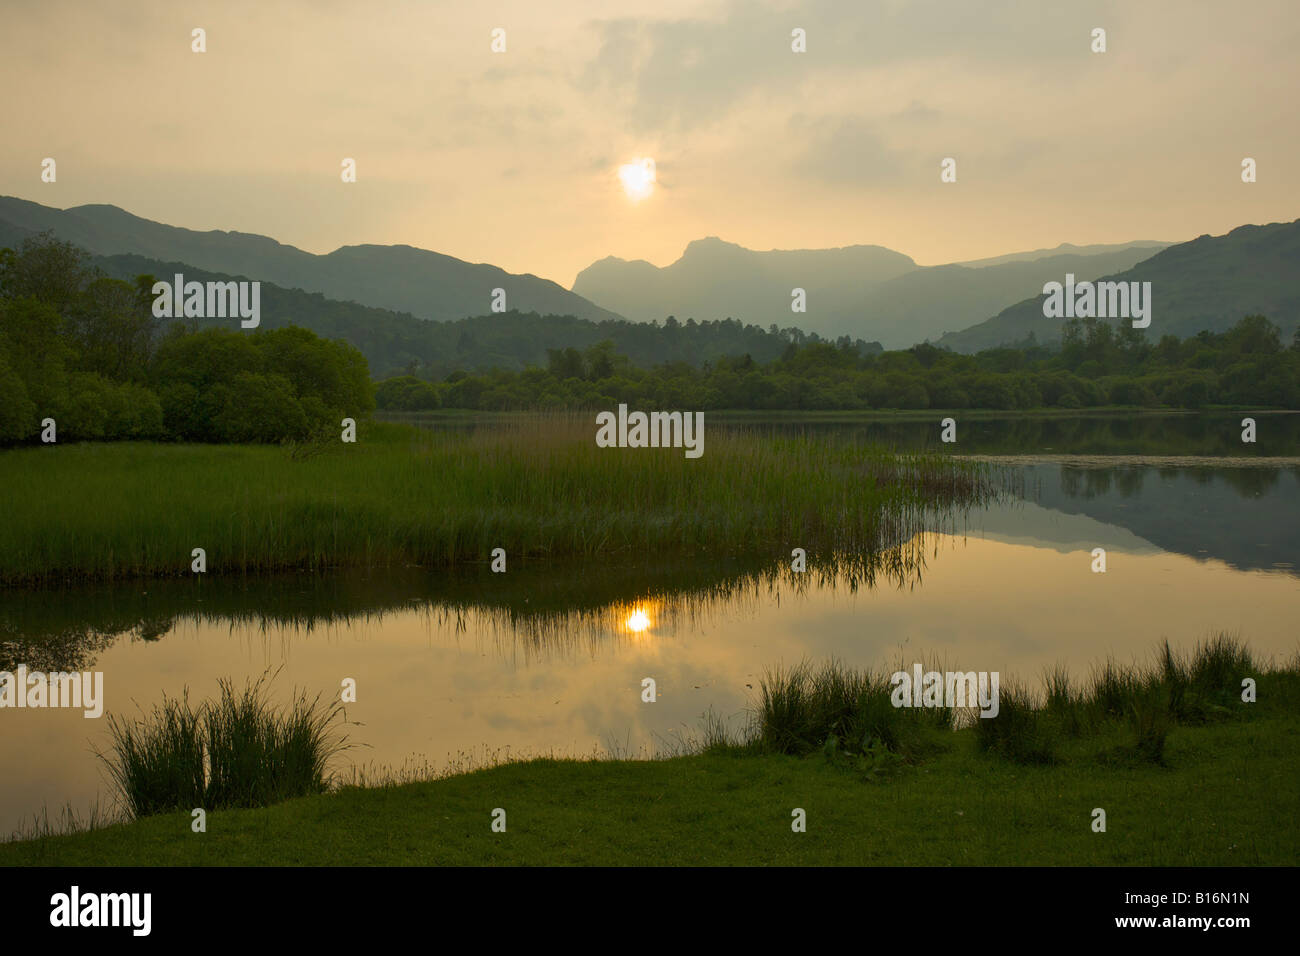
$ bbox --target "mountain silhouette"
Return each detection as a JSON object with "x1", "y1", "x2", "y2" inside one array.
[
  {"x1": 0, "y1": 197, "x2": 623, "y2": 325},
  {"x1": 572, "y1": 236, "x2": 1169, "y2": 348},
  {"x1": 938, "y1": 219, "x2": 1300, "y2": 352}
]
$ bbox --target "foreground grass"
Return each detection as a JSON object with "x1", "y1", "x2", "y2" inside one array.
[
  {"x1": 4, "y1": 711, "x2": 1296, "y2": 866},
  {"x1": 6, "y1": 635, "x2": 1295, "y2": 865},
  {"x1": 8, "y1": 634, "x2": 1291, "y2": 865},
  {"x1": 102, "y1": 675, "x2": 346, "y2": 818},
  {"x1": 0, "y1": 419, "x2": 994, "y2": 586}
]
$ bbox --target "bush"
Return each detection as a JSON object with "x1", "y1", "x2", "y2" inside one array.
[
  {"x1": 210, "y1": 372, "x2": 310, "y2": 443},
  {"x1": 375, "y1": 375, "x2": 441, "y2": 411},
  {"x1": 0, "y1": 350, "x2": 38, "y2": 441}
]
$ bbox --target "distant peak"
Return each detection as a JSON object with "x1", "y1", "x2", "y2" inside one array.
[
  {"x1": 683, "y1": 236, "x2": 746, "y2": 254},
  {"x1": 68, "y1": 203, "x2": 137, "y2": 219}
]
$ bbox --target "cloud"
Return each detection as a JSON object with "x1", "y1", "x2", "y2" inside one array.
[
  {"x1": 581, "y1": 15, "x2": 794, "y2": 132},
  {"x1": 578, "y1": 0, "x2": 1117, "y2": 132},
  {"x1": 788, "y1": 114, "x2": 908, "y2": 185}
]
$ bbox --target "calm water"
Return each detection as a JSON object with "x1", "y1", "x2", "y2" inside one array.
[{"x1": 3, "y1": 413, "x2": 1298, "y2": 836}]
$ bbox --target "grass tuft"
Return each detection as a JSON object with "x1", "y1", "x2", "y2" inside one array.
[
  {"x1": 975, "y1": 680, "x2": 1057, "y2": 764},
  {"x1": 98, "y1": 673, "x2": 347, "y2": 819}
]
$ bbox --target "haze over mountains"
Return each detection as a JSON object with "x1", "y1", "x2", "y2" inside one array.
[
  {"x1": 2, "y1": 196, "x2": 1295, "y2": 361},
  {"x1": 83, "y1": 252, "x2": 829, "y2": 379},
  {"x1": 939, "y1": 219, "x2": 1300, "y2": 351},
  {"x1": 0, "y1": 197, "x2": 621, "y2": 325},
  {"x1": 572, "y1": 237, "x2": 1172, "y2": 348}
]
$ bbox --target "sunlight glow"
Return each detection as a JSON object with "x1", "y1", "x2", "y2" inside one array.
[
  {"x1": 618, "y1": 158, "x2": 656, "y2": 200},
  {"x1": 625, "y1": 608, "x2": 652, "y2": 632}
]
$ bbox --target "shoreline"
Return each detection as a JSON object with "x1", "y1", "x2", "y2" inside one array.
[{"x1": 4, "y1": 711, "x2": 1295, "y2": 866}]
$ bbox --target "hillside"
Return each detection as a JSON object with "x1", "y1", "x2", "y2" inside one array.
[
  {"x1": 574, "y1": 237, "x2": 915, "y2": 335},
  {"x1": 572, "y1": 237, "x2": 1169, "y2": 348},
  {"x1": 0, "y1": 197, "x2": 622, "y2": 325},
  {"x1": 938, "y1": 219, "x2": 1300, "y2": 352},
  {"x1": 85, "y1": 253, "x2": 869, "y2": 378}
]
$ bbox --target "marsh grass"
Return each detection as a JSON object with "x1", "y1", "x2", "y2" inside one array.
[
  {"x1": 1043, "y1": 663, "x2": 1081, "y2": 737},
  {"x1": 997, "y1": 633, "x2": 1285, "y2": 764},
  {"x1": 101, "y1": 691, "x2": 206, "y2": 816},
  {"x1": 737, "y1": 634, "x2": 1294, "y2": 768},
  {"x1": 99, "y1": 673, "x2": 348, "y2": 819},
  {"x1": 203, "y1": 677, "x2": 345, "y2": 808},
  {"x1": 5, "y1": 800, "x2": 122, "y2": 844},
  {"x1": 753, "y1": 658, "x2": 949, "y2": 762},
  {"x1": 0, "y1": 418, "x2": 1002, "y2": 586},
  {"x1": 1126, "y1": 685, "x2": 1173, "y2": 766},
  {"x1": 975, "y1": 680, "x2": 1056, "y2": 764},
  {"x1": 85, "y1": 635, "x2": 1297, "y2": 822}
]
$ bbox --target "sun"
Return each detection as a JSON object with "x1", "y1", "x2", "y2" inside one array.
[
  {"x1": 618, "y1": 157, "x2": 656, "y2": 201},
  {"x1": 616, "y1": 599, "x2": 660, "y2": 639}
]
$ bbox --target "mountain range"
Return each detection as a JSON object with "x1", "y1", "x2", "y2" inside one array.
[
  {"x1": 2, "y1": 195, "x2": 1296, "y2": 358},
  {"x1": 572, "y1": 237, "x2": 1172, "y2": 348},
  {"x1": 938, "y1": 219, "x2": 1300, "y2": 351},
  {"x1": 84, "y1": 253, "x2": 826, "y2": 378},
  {"x1": 0, "y1": 197, "x2": 620, "y2": 325}
]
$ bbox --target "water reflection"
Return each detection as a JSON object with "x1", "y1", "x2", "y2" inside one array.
[
  {"x1": 388, "y1": 410, "x2": 1300, "y2": 457},
  {"x1": 2, "y1": 541, "x2": 939, "y2": 673},
  {"x1": 707, "y1": 410, "x2": 1300, "y2": 457},
  {"x1": 4, "y1": 422, "x2": 1299, "y2": 837},
  {"x1": 1018, "y1": 463, "x2": 1300, "y2": 574}
]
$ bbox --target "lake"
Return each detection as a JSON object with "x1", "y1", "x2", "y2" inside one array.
[{"x1": 3, "y1": 411, "x2": 1297, "y2": 837}]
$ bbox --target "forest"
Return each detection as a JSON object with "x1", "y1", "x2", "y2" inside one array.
[
  {"x1": 377, "y1": 314, "x2": 1300, "y2": 412},
  {"x1": 4, "y1": 232, "x2": 1297, "y2": 445},
  {"x1": 0, "y1": 235, "x2": 373, "y2": 443},
  {"x1": 93, "y1": 251, "x2": 879, "y2": 378}
]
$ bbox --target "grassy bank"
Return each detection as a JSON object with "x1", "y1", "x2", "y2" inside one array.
[
  {"x1": 4, "y1": 709, "x2": 1295, "y2": 866},
  {"x1": 5, "y1": 636, "x2": 1294, "y2": 865},
  {"x1": 0, "y1": 419, "x2": 995, "y2": 587}
]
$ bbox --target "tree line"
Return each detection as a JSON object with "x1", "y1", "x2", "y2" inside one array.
[
  {"x1": 6, "y1": 232, "x2": 1296, "y2": 444},
  {"x1": 0, "y1": 234, "x2": 373, "y2": 443},
  {"x1": 377, "y1": 314, "x2": 1300, "y2": 412},
  {"x1": 93, "y1": 252, "x2": 882, "y2": 379}
]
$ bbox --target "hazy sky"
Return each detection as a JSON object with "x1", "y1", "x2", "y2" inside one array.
[{"x1": 2, "y1": 0, "x2": 1297, "y2": 287}]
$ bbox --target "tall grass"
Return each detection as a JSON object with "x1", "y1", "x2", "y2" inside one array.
[
  {"x1": 729, "y1": 634, "x2": 1296, "y2": 768},
  {"x1": 975, "y1": 680, "x2": 1056, "y2": 764},
  {"x1": 100, "y1": 675, "x2": 347, "y2": 819},
  {"x1": 101, "y1": 691, "x2": 206, "y2": 816},
  {"x1": 755, "y1": 658, "x2": 950, "y2": 760},
  {"x1": 0, "y1": 418, "x2": 1002, "y2": 586}
]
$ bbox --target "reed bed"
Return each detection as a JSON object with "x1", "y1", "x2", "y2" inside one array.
[
  {"x1": 735, "y1": 634, "x2": 1297, "y2": 768},
  {"x1": 82, "y1": 635, "x2": 1298, "y2": 821},
  {"x1": 99, "y1": 674, "x2": 347, "y2": 819},
  {"x1": 0, "y1": 418, "x2": 1001, "y2": 586}
]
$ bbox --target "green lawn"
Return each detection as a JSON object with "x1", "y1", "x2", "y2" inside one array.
[{"x1": 6, "y1": 712, "x2": 1295, "y2": 866}]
